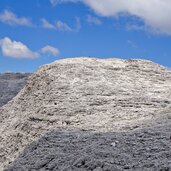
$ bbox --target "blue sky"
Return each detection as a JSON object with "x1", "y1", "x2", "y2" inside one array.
[{"x1": 0, "y1": 0, "x2": 171, "y2": 72}]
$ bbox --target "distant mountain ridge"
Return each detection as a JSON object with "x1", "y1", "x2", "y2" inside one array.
[{"x1": 0, "y1": 73, "x2": 32, "y2": 107}]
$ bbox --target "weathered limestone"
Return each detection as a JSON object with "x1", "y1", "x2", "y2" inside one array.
[{"x1": 0, "y1": 58, "x2": 171, "y2": 170}]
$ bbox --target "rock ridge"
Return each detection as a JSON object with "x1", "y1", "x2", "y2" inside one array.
[
  {"x1": 0, "y1": 58, "x2": 171, "y2": 170},
  {"x1": 0, "y1": 73, "x2": 31, "y2": 107}
]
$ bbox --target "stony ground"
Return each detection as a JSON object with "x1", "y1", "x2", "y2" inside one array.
[
  {"x1": 0, "y1": 73, "x2": 31, "y2": 107},
  {"x1": 0, "y1": 58, "x2": 171, "y2": 171}
]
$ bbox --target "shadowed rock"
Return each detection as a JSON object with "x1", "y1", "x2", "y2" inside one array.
[
  {"x1": 0, "y1": 73, "x2": 31, "y2": 107},
  {"x1": 5, "y1": 127, "x2": 171, "y2": 171}
]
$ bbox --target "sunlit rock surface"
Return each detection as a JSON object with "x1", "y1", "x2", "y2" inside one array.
[{"x1": 0, "y1": 58, "x2": 171, "y2": 171}]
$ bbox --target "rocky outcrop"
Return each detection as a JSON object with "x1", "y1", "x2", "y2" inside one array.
[
  {"x1": 0, "y1": 58, "x2": 171, "y2": 171},
  {"x1": 0, "y1": 73, "x2": 31, "y2": 107}
]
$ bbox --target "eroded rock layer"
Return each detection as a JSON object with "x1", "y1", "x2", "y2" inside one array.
[{"x1": 0, "y1": 58, "x2": 171, "y2": 171}]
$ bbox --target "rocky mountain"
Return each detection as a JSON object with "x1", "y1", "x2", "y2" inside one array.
[
  {"x1": 0, "y1": 73, "x2": 31, "y2": 107},
  {"x1": 0, "y1": 58, "x2": 171, "y2": 171}
]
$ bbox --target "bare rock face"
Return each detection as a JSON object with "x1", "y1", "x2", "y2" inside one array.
[
  {"x1": 0, "y1": 58, "x2": 171, "y2": 171},
  {"x1": 0, "y1": 73, "x2": 31, "y2": 107}
]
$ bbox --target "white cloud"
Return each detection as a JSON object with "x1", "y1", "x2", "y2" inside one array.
[
  {"x1": 55, "y1": 18, "x2": 81, "y2": 31},
  {"x1": 56, "y1": 20, "x2": 72, "y2": 31},
  {"x1": 75, "y1": 17, "x2": 81, "y2": 31},
  {"x1": 0, "y1": 37, "x2": 61, "y2": 59},
  {"x1": 127, "y1": 40, "x2": 137, "y2": 48},
  {"x1": 49, "y1": 0, "x2": 58, "y2": 6},
  {"x1": 49, "y1": 0, "x2": 79, "y2": 6},
  {"x1": 41, "y1": 45, "x2": 60, "y2": 56},
  {"x1": 42, "y1": 18, "x2": 81, "y2": 32},
  {"x1": 0, "y1": 37, "x2": 39, "y2": 59},
  {"x1": 50, "y1": 0, "x2": 171, "y2": 35},
  {"x1": 85, "y1": 0, "x2": 171, "y2": 35},
  {"x1": 0, "y1": 10, "x2": 32, "y2": 26},
  {"x1": 41, "y1": 18, "x2": 55, "y2": 29},
  {"x1": 87, "y1": 15, "x2": 102, "y2": 25},
  {"x1": 126, "y1": 23, "x2": 145, "y2": 32}
]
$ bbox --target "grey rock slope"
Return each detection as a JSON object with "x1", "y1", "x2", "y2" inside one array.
[
  {"x1": 0, "y1": 73, "x2": 31, "y2": 107},
  {"x1": 0, "y1": 58, "x2": 171, "y2": 171}
]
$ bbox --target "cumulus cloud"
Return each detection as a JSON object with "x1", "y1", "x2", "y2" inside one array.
[
  {"x1": 41, "y1": 18, "x2": 81, "y2": 32},
  {"x1": 87, "y1": 15, "x2": 102, "y2": 25},
  {"x1": 0, "y1": 10, "x2": 33, "y2": 26},
  {"x1": 41, "y1": 45, "x2": 60, "y2": 56},
  {"x1": 50, "y1": 0, "x2": 171, "y2": 35},
  {"x1": 0, "y1": 37, "x2": 60, "y2": 59},
  {"x1": 85, "y1": 0, "x2": 171, "y2": 34},
  {"x1": 41, "y1": 18, "x2": 55, "y2": 29},
  {"x1": 56, "y1": 20, "x2": 72, "y2": 31},
  {"x1": 0, "y1": 37, "x2": 39, "y2": 59}
]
